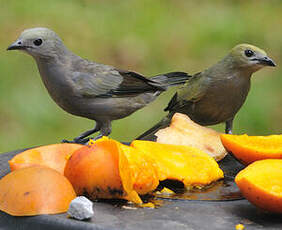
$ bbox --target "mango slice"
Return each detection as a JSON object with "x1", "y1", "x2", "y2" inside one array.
[
  {"x1": 9, "y1": 143, "x2": 83, "y2": 174},
  {"x1": 221, "y1": 134, "x2": 282, "y2": 165},
  {"x1": 156, "y1": 113, "x2": 227, "y2": 161},
  {"x1": 131, "y1": 140, "x2": 224, "y2": 187},
  {"x1": 235, "y1": 159, "x2": 282, "y2": 213},
  {"x1": 119, "y1": 143, "x2": 159, "y2": 195},
  {"x1": 0, "y1": 166, "x2": 76, "y2": 216}
]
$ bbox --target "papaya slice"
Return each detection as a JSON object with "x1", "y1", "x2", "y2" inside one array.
[
  {"x1": 235, "y1": 159, "x2": 282, "y2": 213},
  {"x1": 221, "y1": 134, "x2": 282, "y2": 165},
  {"x1": 9, "y1": 143, "x2": 83, "y2": 174},
  {"x1": 0, "y1": 166, "x2": 76, "y2": 216}
]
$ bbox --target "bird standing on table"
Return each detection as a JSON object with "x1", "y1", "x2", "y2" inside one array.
[
  {"x1": 7, "y1": 27, "x2": 190, "y2": 143},
  {"x1": 138, "y1": 44, "x2": 276, "y2": 140}
]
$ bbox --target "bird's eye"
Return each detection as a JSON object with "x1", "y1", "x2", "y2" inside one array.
[
  {"x1": 33, "y1": 39, "x2": 43, "y2": 46},
  {"x1": 244, "y1": 49, "x2": 254, "y2": 57}
]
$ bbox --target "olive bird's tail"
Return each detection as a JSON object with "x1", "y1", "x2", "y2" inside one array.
[
  {"x1": 137, "y1": 72, "x2": 190, "y2": 140},
  {"x1": 136, "y1": 112, "x2": 174, "y2": 141},
  {"x1": 150, "y1": 72, "x2": 191, "y2": 89}
]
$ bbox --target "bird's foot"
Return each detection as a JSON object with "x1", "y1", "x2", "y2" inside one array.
[
  {"x1": 88, "y1": 135, "x2": 104, "y2": 142},
  {"x1": 61, "y1": 138, "x2": 90, "y2": 145},
  {"x1": 226, "y1": 130, "x2": 233, "y2": 135}
]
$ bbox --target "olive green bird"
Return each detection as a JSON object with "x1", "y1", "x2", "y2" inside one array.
[{"x1": 138, "y1": 44, "x2": 276, "y2": 140}]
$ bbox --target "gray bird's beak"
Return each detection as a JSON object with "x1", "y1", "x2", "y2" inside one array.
[
  {"x1": 258, "y1": 56, "x2": 276, "y2": 67},
  {"x1": 7, "y1": 41, "x2": 27, "y2": 51}
]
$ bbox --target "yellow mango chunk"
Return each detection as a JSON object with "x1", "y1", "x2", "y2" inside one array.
[{"x1": 131, "y1": 140, "x2": 224, "y2": 187}]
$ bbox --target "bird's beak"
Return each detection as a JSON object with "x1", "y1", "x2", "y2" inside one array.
[
  {"x1": 258, "y1": 56, "x2": 276, "y2": 67},
  {"x1": 7, "y1": 41, "x2": 26, "y2": 51}
]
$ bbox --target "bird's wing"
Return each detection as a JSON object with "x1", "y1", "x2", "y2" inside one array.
[
  {"x1": 178, "y1": 72, "x2": 208, "y2": 102},
  {"x1": 71, "y1": 69, "x2": 163, "y2": 98},
  {"x1": 111, "y1": 70, "x2": 165, "y2": 95},
  {"x1": 165, "y1": 72, "x2": 208, "y2": 111}
]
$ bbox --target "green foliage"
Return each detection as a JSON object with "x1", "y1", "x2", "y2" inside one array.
[{"x1": 0, "y1": 0, "x2": 281, "y2": 152}]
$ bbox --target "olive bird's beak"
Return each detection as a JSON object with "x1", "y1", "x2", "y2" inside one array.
[
  {"x1": 7, "y1": 41, "x2": 27, "y2": 51},
  {"x1": 258, "y1": 56, "x2": 276, "y2": 67}
]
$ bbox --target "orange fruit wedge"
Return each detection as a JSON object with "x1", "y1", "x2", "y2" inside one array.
[
  {"x1": 9, "y1": 143, "x2": 83, "y2": 174},
  {"x1": 0, "y1": 166, "x2": 76, "y2": 216},
  {"x1": 235, "y1": 159, "x2": 282, "y2": 213},
  {"x1": 221, "y1": 134, "x2": 282, "y2": 165}
]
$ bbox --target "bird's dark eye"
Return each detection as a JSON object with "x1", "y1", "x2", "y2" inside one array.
[
  {"x1": 245, "y1": 49, "x2": 254, "y2": 57},
  {"x1": 33, "y1": 39, "x2": 43, "y2": 46}
]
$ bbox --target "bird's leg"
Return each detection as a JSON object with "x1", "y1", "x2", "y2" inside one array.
[
  {"x1": 225, "y1": 119, "x2": 234, "y2": 134},
  {"x1": 62, "y1": 123, "x2": 101, "y2": 144},
  {"x1": 92, "y1": 121, "x2": 112, "y2": 141}
]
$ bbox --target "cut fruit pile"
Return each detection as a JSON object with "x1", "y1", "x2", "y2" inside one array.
[
  {"x1": 65, "y1": 137, "x2": 224, "y2": 204},
  {"x1": 0, "y1": 136, "x2": 224, "y2": 216},
  {"x1": 2, "y1": 113, "x2": 282, "y2": 217}
]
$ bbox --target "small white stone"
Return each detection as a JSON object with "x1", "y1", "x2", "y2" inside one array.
[{"x1": 67, "y1": 196, "x2": 94, "y2": 220}]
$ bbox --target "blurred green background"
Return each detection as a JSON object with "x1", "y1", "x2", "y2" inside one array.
[{"x1": 0, "y1": 0, "x2": 281, "y2": 152}]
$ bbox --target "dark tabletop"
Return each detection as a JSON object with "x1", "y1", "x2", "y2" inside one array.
[{"x1": 0, "y1": 149, "x2": 281, "y2": 230}]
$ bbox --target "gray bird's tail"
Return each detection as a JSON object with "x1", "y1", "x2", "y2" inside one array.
[
  {"x1": 136, "y1": 112, "x2": 174, "y2": 141},
  {"x1": 150, "y1": 72, "x2": 191, "y2": 89}
]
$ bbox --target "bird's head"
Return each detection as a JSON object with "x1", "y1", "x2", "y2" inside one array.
[
  {"x1": 7, "y1": 27, "x2": 66, "y2": 59},
  {"x1": 229, "y1": 44, "x2": 276, "y2": 72}
]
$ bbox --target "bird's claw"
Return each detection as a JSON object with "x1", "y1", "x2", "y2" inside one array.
[
  {"x1": 94, "y1": 136, "x2": 102, "y2": 141},
  {"x1": 225, "y1": 130, "x2": 233, "y2": 135},
  {"x1": 88, "y1": 135, "x2": 103, "y2": 142},
  {"x1": 61, "y1": 138, "x2": 89, "y2": 145},
  {"x1": 62, "y1": 134, "x2": 104, "y2": 145},
  {"x1": 61, "y1": 139, "x2": 71, "y2": 143}
]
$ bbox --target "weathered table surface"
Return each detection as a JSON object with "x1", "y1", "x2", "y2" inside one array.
[{"x1": 0, "y1": 149, "x2": 281, "y2": 230}]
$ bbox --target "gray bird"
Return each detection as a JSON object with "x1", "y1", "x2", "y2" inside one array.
[
  {"x1": 138, "y1": 44, "x2": 276, "y2": 140},
  {"x1": 7, "y1": 27, "x2": 190, "y2": 143}
]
